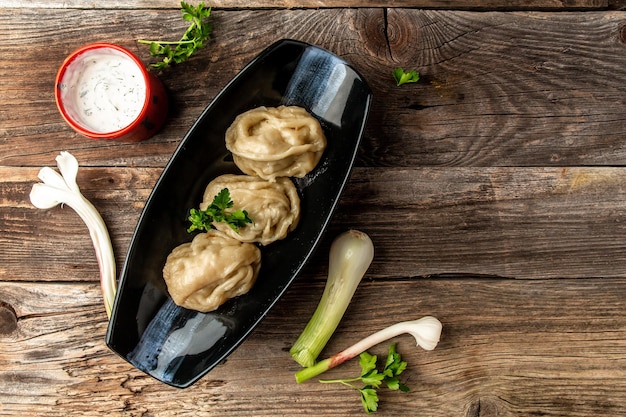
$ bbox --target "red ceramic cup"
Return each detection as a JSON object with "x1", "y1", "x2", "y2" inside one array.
[{"x1": 55, "y1": 43, "x2": 168, "y2": 142}]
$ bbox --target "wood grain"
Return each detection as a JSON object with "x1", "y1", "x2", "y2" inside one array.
[
  {"x1": 4, "y1": 166, "x2": 626, "y2": 284},
  {"x1": 2, "y1": 9, "x2": 626, "y2": 167},
  {"x1": 0, "y1": 0, "x2": 613, "y2": 11},
  {"x1": 0, "y1": 278, "x2": 624, "y2": 416},
  {"x1": 3, "y1": 2, "x2": 626, "y2": 416},
  {"x1": 368, "y1": 10, "x2": 626, "y2": 167}
]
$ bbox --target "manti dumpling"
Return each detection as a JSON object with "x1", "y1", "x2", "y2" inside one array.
[
  {"x1": 201, "y1": 174, "x2": 301, "y2": 246},
  {"x1": 163, "y1": 230, "x2": 261, "y2": 312},
  {"x1": 225, "y1": 106, "x2": 327, "y2": 181}
]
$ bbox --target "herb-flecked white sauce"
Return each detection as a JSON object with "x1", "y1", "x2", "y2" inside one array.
[{"x1": 59, "y1": 48, "x2": 147, "y2": 133}]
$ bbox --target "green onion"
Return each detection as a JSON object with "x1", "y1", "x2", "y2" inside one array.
[
  {"x1": 29, "y1": 152, "x2": 116, "y2": 318},
  {"x1": 290, "y1": 230, "x2": 374, "y2": 367},
  {"x1": 295, "y1": 316, "x2": 442, "y2": 383}
]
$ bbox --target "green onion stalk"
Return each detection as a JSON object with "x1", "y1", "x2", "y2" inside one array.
[
  {"x1": 290, "y1": 230, "x2": 375, "y2": 368},
  {"x1": 295, "y1": 316, "x2": 443, "y2": 383}
]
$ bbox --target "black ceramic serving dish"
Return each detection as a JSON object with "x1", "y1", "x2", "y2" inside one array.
[{"x1": 105, "y1": 39, "x2": 372, "y2": 388}]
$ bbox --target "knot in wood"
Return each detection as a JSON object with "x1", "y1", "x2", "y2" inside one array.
[
  {"x1": 620, "y1": 25, "x2": 626, "y2": 44},
  {"x1": 0, "y1": 301, "x2": 18, "y2": 335},
  {"x1": 466, "y1": 397, "x2": 500, "y2": 417}
]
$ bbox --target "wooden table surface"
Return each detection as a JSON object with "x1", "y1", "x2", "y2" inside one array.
[{"x1": 3, "y1": 1, "x2": 626, "y2": 416}]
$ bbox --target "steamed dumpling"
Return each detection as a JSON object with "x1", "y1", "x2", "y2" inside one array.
[
  {"x1": 163, "y1": 230, "x2": 261, "y2": 312},
  {"x1": 225, "y1": 106, "x2": 327, "y2": 181},
  {"x1": 201, "y1": 174, "x2": 300, "y2": 246}
]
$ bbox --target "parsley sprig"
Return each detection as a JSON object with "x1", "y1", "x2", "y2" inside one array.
[
  {"x1": 392, "y1": 67, "x2": 420, "y2": 86},
  {"x1": 138, "y1": 2, "x2": 212, "y2": 69},
  {"x1": 187, "y1": 188, "x2": 252, "y2": 233},
  {"x1": 319, "y1": 343, "x2": 409, "y2": 414}
]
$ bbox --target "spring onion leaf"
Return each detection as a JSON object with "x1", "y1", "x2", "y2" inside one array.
[
  {"x1": 187, "y1": 188, "x2": 252, "y2": 233},
  {"x1": 319, "y1": 343, "x2": 410, "y2": 414},
  {"x1": 138, "y1": 2, "x2": 212, "y2": 69},
  {"x1": 392, "y1": 67, "x2": 420, "y2": 86}
]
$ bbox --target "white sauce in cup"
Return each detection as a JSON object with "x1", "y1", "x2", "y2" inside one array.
[{"x1": 58, "y1": 48, "x2": 147, "y2": 133}]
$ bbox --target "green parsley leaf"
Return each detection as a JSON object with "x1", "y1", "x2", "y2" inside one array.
[
  {"x1": 382, "y1": 343, "x2": 409, "y2": 391},
  {"x1": 187, "y1": 188, "x2": 252, "y2": 233},
  {"x1": 226, "y1": 209, "x2": 254, "y2": 232},
  {"x1": 212, "y1": 188, "x2": 234, "y2": 211},
  {"x1": 359, "y1": 351, "x2": 378, "y2": 375},
  {"x1": 392, "y1": 67, "x2": 420, "y2": 86},
  {"x1": 361, "y1": 370, "x2": 384, "y2": 389},
  {"x1": 319, "y1": 344, "x2": 410, "y2": 414},
  {"x1": 384, "y1": 376, "x2": 400, "y2": 390},
  {"x1": 360, "y1": 387, "x2": 379, "y2": 415},
  {"x1": 359, "y1": 352, "x2": 384, "y2": 388},
  {"x1": 187, "y1": 208, "x2": 211, "y2": 233},
  {"x1": 138, "y1": 2, "x2": 213, "y2": 69},
  {"x1": 384, "y1": 343, "x2": 407, "y2": 375}
]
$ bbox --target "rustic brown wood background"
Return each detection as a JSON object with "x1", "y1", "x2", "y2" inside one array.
[{"x1": 2, "y1": 1, "x2": 626, "y2": 416}]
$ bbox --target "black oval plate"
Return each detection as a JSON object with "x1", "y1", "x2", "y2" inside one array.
[{"x1": 105, "y1": 39, "x2": 372, "y2": 388}]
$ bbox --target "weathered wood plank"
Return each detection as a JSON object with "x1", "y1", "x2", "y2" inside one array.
[
  {"x1": 4, "y1": 166, "x2": 626, "y2": 283},
  {"x1": 0, "y1": 278, "x2": 624, "y2": 416},
  {"x1": 334, "y1": 166, "x2": 626, "y2": 279},
  {"x1": 367, "y1": 9, "x2": 626, "y2": 167},
  {"x1": 3, "y1": 2, "x2": 626, "y2": 416},
  {"x1": 2, "y1": 9, "x2": 626, "y2": 167},
  {"x1": 0, "y1": 166, "x2": 160, "y2": 283},
  {"x1": 0, "y1": 0, "x2": 611, "y2": 10}
]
